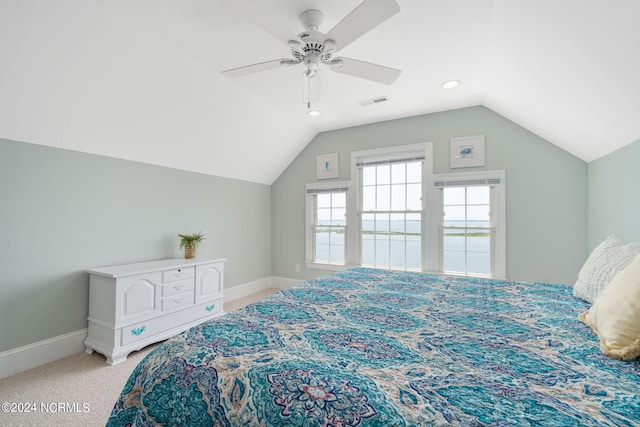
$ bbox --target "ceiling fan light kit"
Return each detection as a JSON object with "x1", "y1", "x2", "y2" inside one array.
[{"x1": 222, "y1": 0, "x2": 402, "y2": 111}]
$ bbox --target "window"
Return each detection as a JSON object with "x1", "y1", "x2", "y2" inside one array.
[
  {"x1": 305, "y1": 183, "x2": 348, "y2": 267},
  {"x1": 360, "y1": 160, "x2": 422, "y2": 270},
  {"x1": 435, "y1": 173, "x2": 505, "y2": 278},
  {"x1": 305, "y1": 144, "x2": 504, "y2": 279},
  {"x1": 352, "y1": 144, "x2": 430, "y2": 271}
]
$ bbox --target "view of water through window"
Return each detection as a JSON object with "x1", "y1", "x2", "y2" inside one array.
[
  {"x1": 442, "y1": 186, "x2": 491, "y2": 275},
  {"x1": 360, "y1": 161, "x2": 422, "y2": 270}
]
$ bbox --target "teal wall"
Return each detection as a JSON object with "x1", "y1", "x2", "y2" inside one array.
[
  {"x1": 0, "y1": 138, "x2": 271, "y2": 352},
  {"x1": 272, "y1": 106, "x2": 588, "y2": 285},
  {"x1": 588, "y1": 139, "x2": 640, "y2": 249}
]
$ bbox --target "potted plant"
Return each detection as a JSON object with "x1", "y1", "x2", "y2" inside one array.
[{"x1": 178, "y1": 232, "x2": 205, "y2": 259}]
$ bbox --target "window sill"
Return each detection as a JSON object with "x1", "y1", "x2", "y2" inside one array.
[{"x1": 305, "y1": 262, "x2": 357, "y2": 272}]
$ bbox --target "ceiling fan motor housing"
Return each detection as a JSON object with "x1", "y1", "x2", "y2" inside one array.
[
  {"x1": 291, "y1": 10, "x2": 335, "y2": 63},
  {"x1": 292, "y1": 31, "x2": 335, "y2": 63}
]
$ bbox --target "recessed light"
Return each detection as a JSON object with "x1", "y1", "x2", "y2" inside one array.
[
  {"x1": 308, "y1": 109, "x2": 321, "y2": 117},
  {"x1": 442, "y1": 80, "x2": 461, "y2": 89}
]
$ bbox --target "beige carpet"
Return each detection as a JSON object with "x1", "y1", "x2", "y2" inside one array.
[{"x1": 0, "y1": 288, "x2": 277, "y2": 427}]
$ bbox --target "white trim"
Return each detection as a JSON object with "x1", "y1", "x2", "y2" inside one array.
[
  {"x1": 0, "y1": 329, "x2": 87, "y2": 379},
  {"x1": 305, "y1": 262, "x2": 357, "y2": 272},
  {"x1": 224, "y1": 277, "x2": 273, "y2": 302}
]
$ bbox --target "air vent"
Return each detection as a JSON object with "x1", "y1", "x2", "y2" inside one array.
[{"x1": 358, "y1": 96, "x2": 389, "y2": 106}]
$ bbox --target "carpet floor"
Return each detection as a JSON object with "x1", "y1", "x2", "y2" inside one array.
[{"x1": 0, "y1": 288, "x2": 277, "y2": 427}]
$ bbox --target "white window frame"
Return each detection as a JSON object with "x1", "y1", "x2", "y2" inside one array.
[
  {"x1": 432, "y1": 170, "x2": 506, "y2": 279},
  {"x1": 305, "y1": 181, "x2": 351, "y2": 271},
  {"x1": 349, "y1": 143, "x2": 434, "y2": 271}
]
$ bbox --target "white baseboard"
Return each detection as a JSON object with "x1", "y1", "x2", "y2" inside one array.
[
  {"x1": 224, "y1": 276, "x2": 273, "y2": 302},
  {"x1": 0, "y1": 329, "x2": 87, "y2": 380},
  {"x1": 1, "y1": 276, "x2": 305, "y2": 379}
]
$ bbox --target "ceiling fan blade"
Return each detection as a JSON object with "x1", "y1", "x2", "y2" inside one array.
[
  {"x1": 330, "y1": 57, "x2": 401, "y2": 85},
  {"x1": 322, "y1": 0, "x2": 400, "y2": 51},
  {"x1": 225, "y1": 0, "x2": 302, "y2": 46},
  {"x1": 222, "y1": 59, "x2": 294, "y2": 78}
]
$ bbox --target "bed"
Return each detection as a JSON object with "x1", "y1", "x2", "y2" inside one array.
[{"x1": 106, "y1": 268, "x2": 640, "y2": 426}]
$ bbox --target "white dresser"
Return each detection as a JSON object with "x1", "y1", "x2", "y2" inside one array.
[{"x1": 85, "y1": 258, "x2": 225, "y2": 365}]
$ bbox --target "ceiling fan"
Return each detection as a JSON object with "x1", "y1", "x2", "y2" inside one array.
[{"x1": 222, "y1": 0, "x2": 402, "y2": 112}]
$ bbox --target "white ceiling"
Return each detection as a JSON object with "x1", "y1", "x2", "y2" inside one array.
[{"x1": 1, "y1": 0, "x2": 639, "y2": 185}]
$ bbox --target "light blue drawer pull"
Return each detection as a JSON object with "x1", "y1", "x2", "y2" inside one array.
[
  {"x1": 131, "y1": 326, "x2": 146, "y2": 336},
  {"x1": 205, "y1": 304, "x2": 216, "y2": 312}
]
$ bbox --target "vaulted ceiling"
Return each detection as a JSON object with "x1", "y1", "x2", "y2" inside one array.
[{"x1": 1, "y1": 0, "x2": 639, "y2": 184}]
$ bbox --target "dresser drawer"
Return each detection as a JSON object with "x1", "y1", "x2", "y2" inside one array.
[
  {"x1": 121, "y1": 298, "x2": 224, "y2": 346},
  {"x1": 161, "y1": 279, "x2": 194, "y2": 296},
  {"x1": 161, "y1": 291, "x2": 195, "y2": 311},
  {"x1": 162, "y1": 266, "x2": 195, "y2": 283}
]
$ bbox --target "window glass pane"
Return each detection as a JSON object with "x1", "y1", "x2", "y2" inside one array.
[
  {"x1": 443, "y1": 250, "x2": 465, "y2": 273},
  {"x1": 467, "y1": 186, "x2": 490, "y2": 205},
  {"x1": 315, "y1": 227, "x2": 331, "y2": 244},
  {"x1": 406, "y1": 162, "x2": 422, "y2": 183},
  {"x1": 375, "y1": 213, "x2": 390, "y2": 233},
  {"x1": 391, "y1": 163, "x2": 406, "y2": 184},
  {"x1": 443, "y1": 228, "x2": 465, "y2": 250},
  {"x1": 332, "y1": 192, "x2": 346, "y2": 208},
  {"x1": 330, "y1": 245, "x2": 345, "y2": 264},
  {"x1": 406, "y1": 214, "x2": 421, "y2": 239},
  {"x1": 376, "y1": 165, "x2": 391, "y2": 185},
  {"x1": 406, "y1": 239, "x2": 421, "y2": 269},
  {"x1": 362, "y1": 167, "x2": 376, "y2": 185},
  {"x1": 361, "y1": 239, "x2": 374, "y2": 266},
  {"x1": 317, "y1": 208, "x2": 332, "y2": 225},
  {"x1": 317, "y1": 193, "x2": 331, "y2": 208},
  {"x1": 390, "y1": 213, "x2": 405, "y2": 234},
  {"x1": 315, "y1": 244, "x2": 330, "y2": 263},
  {"x1": 443, "y1": 187, "x2": 465, "y2": 205},
  {"x1": 362, "y1": 213, "x2": 375, "y2": 233},
  {"x1": 467, "y1": 252, "x2": 490, "y2": 275},
  {"x1": 375, "y1": 239, "x2": 389, "y2": 267},
  {"x1": 468, "y1": 233, "x2": 490, "y2": 252},
  {"x1": 362, "y1": 186, "x2": 376, "y2": 211},
  {"x1": 331, "y1": 207, "x2": 346, "y2": 225},
  {"x1": 331, "y1": 228, "x2": 345, "y2": 246},
  {"x1": 406, "y1": 183, "x2": 421, "y2": 211},
  {"x1": 391, "y1": 184, "x2": 406, "y2": 211},
  {"x1": 467, "y1": 205, "x2": 490, "y2": 226},
  {"x1": 390, "y1": 240, "x2": 405, "y2": 269},
  {"x1": 444, "y1": 205, "x2": 465, "y2": 226},
  {"x1": 407, "y1": 211, "x2": 420, "y2": 226},
  {"x1": 376, "y1": 185, "x2": 391, "y2": 211}
]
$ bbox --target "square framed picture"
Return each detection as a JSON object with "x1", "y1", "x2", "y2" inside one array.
[
  {"x1": 450, "y1": 135, "x2": 485, "y2": 168},
  {"x1": 316, "y1": 153, "x2": 339, "y2": 179}
]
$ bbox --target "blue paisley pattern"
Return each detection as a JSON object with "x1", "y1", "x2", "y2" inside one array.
[{"x1": 107, "y1": 268, "x2": 640, "y2": 426}]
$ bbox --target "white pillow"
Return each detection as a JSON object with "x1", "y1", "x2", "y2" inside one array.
[
  {"x1": 573, "y1": 235, "x2": 640, "y2": 303},
  {"x1": 579, "y1": 252, "x2": 640, "y2": 360}
]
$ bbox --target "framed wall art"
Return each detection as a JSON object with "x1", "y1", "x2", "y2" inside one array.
[
  {"x1": 316, "y1": 153, "x2": 339, "y2": 179},
  {"x1": 450, "y1": 135, "x2": 485, "y2": 168}
]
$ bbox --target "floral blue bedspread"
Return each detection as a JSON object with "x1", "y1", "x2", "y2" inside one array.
[{"x1": 107, "y1": 268, "x2": 640, "y2": 426}]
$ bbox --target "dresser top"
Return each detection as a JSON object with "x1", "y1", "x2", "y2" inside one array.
[{"x1": 87, "y1": 258, "x2": 225, "y2": 278}]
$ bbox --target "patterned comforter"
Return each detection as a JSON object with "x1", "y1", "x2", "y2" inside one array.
[{"x1": 107, "y1": 268, "x2": 640, "y2": 426}]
